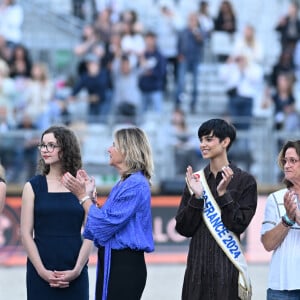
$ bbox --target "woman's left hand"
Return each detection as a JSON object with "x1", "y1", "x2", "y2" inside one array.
[
  {"x1": 77, "y1": 169, "x2": 96, "y2": 200},
  {"x1": 217, "y1": 166, "x2": 234, "y2": 196},
  {"x1": 284, "y1": 190, "x2": 297, "y2": 221}
]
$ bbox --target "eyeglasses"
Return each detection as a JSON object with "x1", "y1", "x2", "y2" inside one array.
[
  {"x1": 37, "y1": 143, "x2": 60, "y2": 153},
  {"x1": 280, "y1": 157, "x2": 300, "y2": 166}
]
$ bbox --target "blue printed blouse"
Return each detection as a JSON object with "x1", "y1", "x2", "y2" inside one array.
[{"x1": 83, "y1": 171, "x2": 154, "y2": 252}]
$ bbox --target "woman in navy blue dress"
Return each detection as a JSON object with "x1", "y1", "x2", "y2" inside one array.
[{"x1": 20, "y1": 125, "x2": 94, "y2": 300}]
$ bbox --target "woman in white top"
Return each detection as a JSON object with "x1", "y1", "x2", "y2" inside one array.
[
  {"x1": 261, "y1": 140, "x2": 300, "y2": 300},
  {"x1": 232, "y1": 24, "x2": 264, "y2": 66}
]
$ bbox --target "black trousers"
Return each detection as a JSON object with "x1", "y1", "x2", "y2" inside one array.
[{"x1": 95, "y1": 248, "x2": 147, "y2": 300}]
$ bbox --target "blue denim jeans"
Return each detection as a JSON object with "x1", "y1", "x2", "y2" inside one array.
[
  {"x1": 267, "y1": 288, "x2": 300, "y2": 300},
  {"x1": 228, "y1": 95, "x2": 253, "y2": 130},
  {"x1": 142, "y1": 90, "x2": 163, "y2": 113}
]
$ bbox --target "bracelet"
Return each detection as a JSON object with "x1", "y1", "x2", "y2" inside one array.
[
  {"x1": 285, "y1": 214, "x2": 295, "y2": 225},
  {"x1": 282, "y1": 214, "x2": 295, "y2": 227},
  {"x1": 79, "y1": 195, "x2": 90, "y2": 205},
  {"x1": 281, "y1": 218, "x2": 290, "y2": 228}
]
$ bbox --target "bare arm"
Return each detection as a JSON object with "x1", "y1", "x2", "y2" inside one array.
[
  {"x1": 53, "y1": 239, "x2": 94, "y2": 284},
  {"x1": 262, "y1": 190, "x2": 296, "y2": 251},
  {"x1": 20, "y1": 182, "x2": 56, "y2": 282},
  {"x1": 261, "y1": 221, "x2": 290, "y2": 251},
  {"x1": 0, "y1": 181, "x2": 6, "y2": 214},
  {"x1": 73, "y1": 239, "x2": 93, "y2": 274},
  {"x1": 62, "y1": 170, "x2": 95, "y2": 214}
]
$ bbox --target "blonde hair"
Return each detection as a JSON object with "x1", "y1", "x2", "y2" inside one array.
[{"x1": 114, "y1": 127, "x2": 154, "y2": 183}]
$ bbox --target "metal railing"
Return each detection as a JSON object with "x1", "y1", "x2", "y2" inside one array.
[{"x1": 0, "y1": 116, "x2": 295, "y2": 192}]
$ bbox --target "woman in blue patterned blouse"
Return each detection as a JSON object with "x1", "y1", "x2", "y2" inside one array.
[{"x1": 62, "y1": 127, "x2": 155, "y2": 300}]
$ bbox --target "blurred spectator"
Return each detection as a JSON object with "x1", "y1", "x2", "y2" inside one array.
[
  {"x1": 23, "y1": 62, "x2": 59, "y2": 130},
  {"x1": 0, "y1": 34, "x2": 11, "y2": 62},
  {"x1": 102, "y1": 30, "x2": 123, "y2": 70},
  {"x1": 262, "y1": 73, "x2": 300, "y2": 131},
  {"x1": 231, "y1": 24, "x2": 264, "y2": 66},
  {"x1": 0, "y1": 59, "x2": 16, "y2": 124},
  {"x1": 275, "y1": 1, "x2": 300, "y2": 54},
  {"x1": 198, "y1": 0, "x2": 214, "y2": 38},
  {"x1": 175, "y1": 12, "x2": 206, "y2": 113},
  {"x1": 0, "y1": 0, "x2": 23, "y2": 48},
  {"x1": 95, "y1": 0, "x2": 125, "y2": 23},
  {"x1": 197, "y1": 1, "x2": 215, "y2": 62},
  {"x1": 219, "y1": 54, "x2": 264, "y2": 130},
  {"x1": 0, "y1": 105, "x2": 16, "y2": 176},
  {"x1": 101, "y1": 31, "x2": 122, "y2": 100},
  {"x1": 120, "y1": 10, "x2": 145, "y2": 65},
  {"x1": 0, "y1": 104, "x2": 14, "y2": 131},
  {"x1": 167, "y1": 107, "x2": 202, "y2": 175},
  {"x1": 111, "y1": 54, "x2": 141, "y2": 124},
  {"x1": 9, "y1": 113, "x2": 39, "y2": 183},
  {"x1": 214, "y1": 0, "x2": 236, "y2": 34},
  {"x1": 293, "y1": 38, "x2": 300, "y2": 83},
  {"x1": 93, "y1": 8, "x2": 114, "y2": 46},
  {"x1": 8, "y1": 45, "x2": 32, "y2": 124},
  {"x1": 270, "y1": 47, "x2": 295, "y2": 88},
  {"x1": 155, "y1": 2, "x2": 182, "y2": 94},
  {"x1": 211, "y1": 0, "x2": 237, "y2": 61},
  {"x1": 72, "y1": 0, "x2": 85, "y2": 19},
  {"x1": 9, "y1": 44, "x2": 32, "y2": 79},
  {"x1": 73, "y1": 23, "x2": 105, "y2": 76},
  {"x1": 138, "y1": 31, "x2": 166, "y2": 114},
  {"x1": 70, "y1": 54, "x2": 110, "y2": 123},
  {"x1": 120, "y1": 9, "x2": 144, "y2": 33}
]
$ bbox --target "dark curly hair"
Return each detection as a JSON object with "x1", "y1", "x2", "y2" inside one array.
[{"x1": 37, "y1": 125, "x2": 82, "y2": 176}]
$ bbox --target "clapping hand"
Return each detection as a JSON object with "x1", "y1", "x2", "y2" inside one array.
[
  {"x1": 186, "y1": 165, "x2": 204, "y2": 198},
  {"x1": 284, "y1": 190, "x2": 297, "y2": 222},
  {"x1": 77, "y1": 169, "x2": 96, "y2": 201},
  {"x1": 62, "y1": 171, "x2": 86, "y2": 199},
  {"x1": 217, "y1": 166, "x2": 234, "y2": 197}
]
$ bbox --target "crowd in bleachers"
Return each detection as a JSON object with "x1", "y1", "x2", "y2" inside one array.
[{"x1": 1, "y1": 0, "x2": 300, "y2": 185}]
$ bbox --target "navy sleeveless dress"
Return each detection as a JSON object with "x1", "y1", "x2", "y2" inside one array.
[{"x1": 26, "y1": 175, "x2": 89, "y2": 300}]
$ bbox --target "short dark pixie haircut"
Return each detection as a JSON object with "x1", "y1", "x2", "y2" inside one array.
[{"x1": 198, "y1": 118, "x2": 236, "y2": 151}]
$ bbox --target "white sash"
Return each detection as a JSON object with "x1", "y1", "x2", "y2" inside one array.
[{"x1": 186, "y1": 169, "x2": 252, "y2": 300}]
